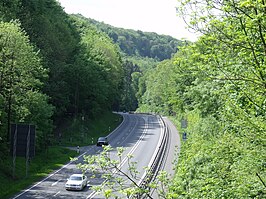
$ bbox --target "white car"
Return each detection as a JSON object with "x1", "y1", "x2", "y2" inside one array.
[{"x1": 65, "y1": 174, "x2": 87, "y2": 190}]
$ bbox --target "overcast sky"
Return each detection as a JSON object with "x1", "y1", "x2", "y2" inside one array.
[{"x1": 57, "y1": 0, "x2": 198, "y2": 41}]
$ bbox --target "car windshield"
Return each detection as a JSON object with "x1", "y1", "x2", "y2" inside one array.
[
  {"x1": 70, "y1": 176, "x2": 82, "y2": 181},
  {"x1": 98, "y1": 137, "x2": 106, "y2": 141}
]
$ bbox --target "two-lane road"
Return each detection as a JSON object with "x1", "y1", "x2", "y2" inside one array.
[{"x1": 12, "y1": 113, "x2": 180, "y2": 199}]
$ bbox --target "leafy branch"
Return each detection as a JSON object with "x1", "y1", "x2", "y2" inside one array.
[{"x1": 77, "y1": 146, "x2": 171, "y2": 199}]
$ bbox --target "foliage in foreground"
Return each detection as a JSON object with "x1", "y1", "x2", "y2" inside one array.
[
  {"x1": 76, "y1": 145, "x2": 174, "y2": 199},
  {"x1": 137, "y1": 0, "x2": 266, "y2": 197},
  {"x1": 170, "y1": 113, "x2": 266, "y2": 198}
]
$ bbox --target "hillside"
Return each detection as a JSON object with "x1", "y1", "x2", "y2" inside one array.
[
  {"x1": 73, "y1": 14, "x2": 184, "y2": 61},
  {"x1": 69, "y1": 14, "x2": 186, "y2": 111}
]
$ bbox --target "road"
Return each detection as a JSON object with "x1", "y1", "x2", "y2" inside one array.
[{"x1": 11, "y1": 113, "x2": 180, "y2": 199}]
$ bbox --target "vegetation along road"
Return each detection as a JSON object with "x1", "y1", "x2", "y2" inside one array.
[
  {"x1": 1, "y1": 0, "x2": 265, "y2": 198},
  {"x1": 11, "y1": 113, "x2": 179, "y2": 199}
]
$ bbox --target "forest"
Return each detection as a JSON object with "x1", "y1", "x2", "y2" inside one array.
[
  {"x1": 137, "y1": 0, "x2": 266, "y2": 198},
  {"x1": 0, "y1": 0, "x2": 183, "y2": 156},
  {"x1": 0, "y1": 0, "x2": 124, "y2": 156},
  {"x1": 83, "y1": 16, "x2": 184, "y2": 61},
  {"x1": 0, "y1": 0, "x2": 181, "y2": 190},
  {"x1": 0, "y1": 0, "x2": 266, "y2": 198}
]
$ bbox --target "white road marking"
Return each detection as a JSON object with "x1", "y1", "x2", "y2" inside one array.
[
  {"x1": 53, "y1": 191, "x2": 60, "y2": 197},
  {"x1": 138, "y1": 115, "x2": 164, "y2": 186},
  {"x1": 87, "y1": 115, "x2": 150, "y2": 199},
  {"x1": 12, "y1": 151, "x2": 87, "y2": 199},
  {"x1": 12, "y1": 114, "x2": 125, "y2": 199},
  {"x1": 52, "y1": 179, "x2": 60, "y2": 186}
]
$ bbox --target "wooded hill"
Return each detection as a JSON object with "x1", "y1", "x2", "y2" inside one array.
[
  {"x1": 137, "y1": 0, "x2": 266, "y2": 198},
  {"x1": 79, "y1": 15, "x2": 183, "y2": 61},
  {"x1": 1, "y1": 0, "x2": 265, "y2": 198},
  {"x1": 0, "y1": 0, "x2": 181, "y2": 164}
]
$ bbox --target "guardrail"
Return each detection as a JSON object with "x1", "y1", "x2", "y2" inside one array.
[{"x1": 133, "y1": 115, "x2": 170, "y2": 199}]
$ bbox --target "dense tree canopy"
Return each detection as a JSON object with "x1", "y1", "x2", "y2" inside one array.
[
  {"x1": 1, "y1": 0, "x2": 81, "y2": 119},
  {"x1": 80, "y1": 16, "x2": 184, "y2": 61},
  {"x1": 3, "y1": 0, "x2": 264, "y2": 198},
  {"x1": 138, "y1": 0, "x2": 266, "y2": 197},
  {"x1": 0, "y1": 0, "x2": 126, "y2": 154},
  {"x1": 68, "y1": 15, "x2": 124, "y2": 117},
  {"x1": 0, "y1": 1, "x2": 183, "y2": 197},
  {"x1": 0, "y1": 21, "x2": 53, "y2": 156}
]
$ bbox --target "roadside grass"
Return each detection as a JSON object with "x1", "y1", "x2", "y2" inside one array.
[
  {"x1": 0, "y1": 111, "x2": 123, "y2": 199},
  {"x1": 58, "y1": 111, "x2": 123, "y2": 146},
  {"x1": 0, "y1": 146, "x2": 77, "y2": 199}
]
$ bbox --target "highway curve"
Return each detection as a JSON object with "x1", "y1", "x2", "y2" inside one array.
[{"x1": 12, "y1": 113, "x2": 180, "y2": 199}]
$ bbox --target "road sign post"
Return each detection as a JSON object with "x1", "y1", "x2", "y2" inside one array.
[
  {"x1": 26, "y1": 125, "x2": 30, "y2": 177},
  {"x1": 182, "y1": 132, "x2": 187, "y2": 141},
  {"x1": 181, "y1": 118, "x2": 188, "y2": 141},
  {"x1": 181, "y1": 119, "x2": 187, "y2": 129},
  {"x1": 12, "y1": 124, "x2": 17, "y2": 179},
  {"x1": 10, "y1": 123, "x2": 35, "y2": 178}
]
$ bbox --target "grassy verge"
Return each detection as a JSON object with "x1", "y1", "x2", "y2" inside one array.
[
  {"x1": 0, "y1": 147, "x2": 77, "y2": 199},
  {"x1": 0, "y1": 111, "x2": 123, "y2": 199},
  {"x1": 58, "y1": 111, "x2": 123, "y2": 146}
]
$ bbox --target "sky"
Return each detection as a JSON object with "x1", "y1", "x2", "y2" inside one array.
[{"x1": 57, "y1": 0, "x2": 199, "y2": 41}]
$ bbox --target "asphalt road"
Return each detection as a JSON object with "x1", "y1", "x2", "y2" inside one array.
[{"x1": 11, "y1": 113, "x2": 180, "y2": 199}]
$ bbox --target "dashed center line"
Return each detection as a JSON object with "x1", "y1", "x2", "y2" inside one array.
[
  {"x1": 52, "y1": 179, "x2": 60, "y2": 186},
  {"x1": 53, "y1": 191, "x2": 60, "y2": 197},
  {"x1": 87, "y1": 116, "x2": 149, "y2": 199}
]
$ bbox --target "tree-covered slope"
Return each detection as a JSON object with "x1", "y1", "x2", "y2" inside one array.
[
  {"x1": 74, "y1": 15, "x2": 184, "y2": 61},
  {"x1": 0, "y1": 0, "x2": 125, "y2": 156},
  {"x1": 138, "y1": 0, "x2": 266, "y2": 197}
]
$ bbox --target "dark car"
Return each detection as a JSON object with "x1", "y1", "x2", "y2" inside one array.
[{"x1": 96, "y1": 137, "x2": 108, "y2": 146}]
